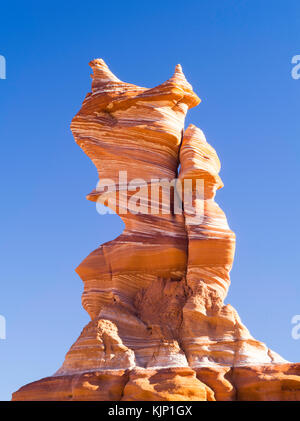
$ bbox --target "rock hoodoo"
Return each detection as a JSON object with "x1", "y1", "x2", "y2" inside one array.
[{"x1": 13, "y1": 60, "x2": 300, "y2": 401}]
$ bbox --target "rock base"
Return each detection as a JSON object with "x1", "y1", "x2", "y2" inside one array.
[{"x1": 12, "y1": 364, "x2": 300, "y2": 401}]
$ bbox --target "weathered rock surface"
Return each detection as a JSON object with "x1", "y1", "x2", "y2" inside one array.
[{"x1": 12, "y1": 60, "x2": 300, "y2": 401}]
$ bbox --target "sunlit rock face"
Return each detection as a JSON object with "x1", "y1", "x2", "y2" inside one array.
[{"x1": 12, "y1": 60, "x2": 300, "y2": 401}]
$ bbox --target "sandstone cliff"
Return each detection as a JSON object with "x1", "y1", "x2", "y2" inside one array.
[{"x1": 12, "y1": 60, "x2": 300, "y2": 401}]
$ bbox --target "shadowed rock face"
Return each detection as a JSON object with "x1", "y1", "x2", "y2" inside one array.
[{"x1": 12, "y1": 60, "x2": 300, "y2": 401}]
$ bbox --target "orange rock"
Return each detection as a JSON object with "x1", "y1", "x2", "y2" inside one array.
[
  {"x1": 12, "y1": 371, "x2": 129, "y2": 401},
  {"x1": 195, "y1": 366, "x2": 235, "y2": 401},
  {"x1": 231, "y1": 364, "x2": 300, "y2": 401},
  {"x1": 12, "y1": 60, "x2": 300, "y2": 401},
  {"x1": 122, "y1": 367, "x2": 215, "y2": 401},
  {"x1": 178, "y1": 124, "x2": 287, "y2": 368}
]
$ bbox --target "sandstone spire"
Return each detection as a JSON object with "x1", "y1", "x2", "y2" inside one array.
[{"x1": 12, "y1": 60, "x2": 300, "y2": 401}]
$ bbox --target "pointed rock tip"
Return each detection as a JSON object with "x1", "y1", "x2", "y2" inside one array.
[
  {"x1": 89, "y1": 58, "x2": 121, "y2": 83},
  {"x1": 172, "y1": 63, "x2": 186, "y2": 81},
  {"x1": 168, "y1": 63, "x2": 195, "y2": 93},
  {"x1": 89, "y1": 58, "x2": 108, "y2": 69},
  {"x1": 175, "y1": 64, "x2": 183, "y2": 73}
]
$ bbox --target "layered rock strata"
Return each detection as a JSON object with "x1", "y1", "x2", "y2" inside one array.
[{"x1": 13, "y1": 60, "x2": 300, "y2": 401}]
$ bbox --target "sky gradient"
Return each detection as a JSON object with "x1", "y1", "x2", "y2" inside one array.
[{"x1": 0, "y1": 0, "x2": 299, "y2": 401}]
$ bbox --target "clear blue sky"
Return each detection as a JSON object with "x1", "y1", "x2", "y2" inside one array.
[{"x1": 0, "y1": 0, "x2": 299, "y2": 401}]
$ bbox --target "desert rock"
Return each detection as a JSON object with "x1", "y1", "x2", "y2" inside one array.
[{"x1": 12, "y1": 60, "x2": 300, "y2": 401}]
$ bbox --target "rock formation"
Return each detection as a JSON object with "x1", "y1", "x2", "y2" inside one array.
[{"x1": 12, "y1": 60, "x2": 300, "y2": 401}]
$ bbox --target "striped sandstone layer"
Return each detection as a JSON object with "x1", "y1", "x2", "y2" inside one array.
[
  {"x1": 12, "y1": 60, "x2": 300, "y2": 401},
  {"x1": 178, "y1": 125, "x2": 286, "y2": 368}
]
